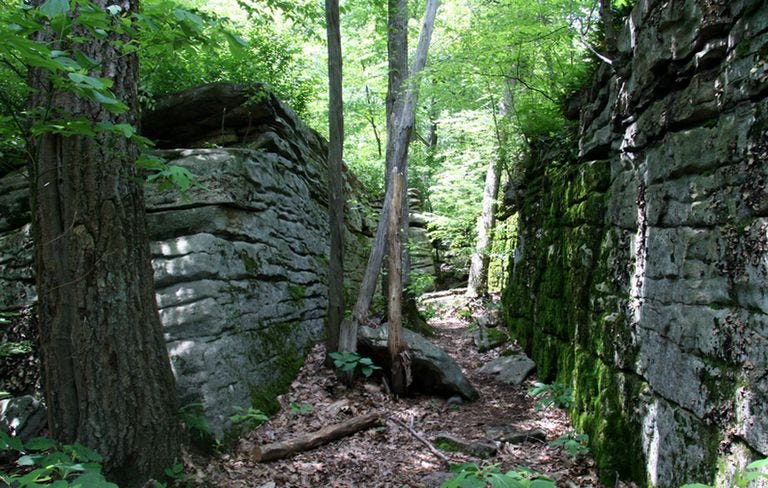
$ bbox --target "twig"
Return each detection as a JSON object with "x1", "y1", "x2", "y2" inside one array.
[{"x1": 387, "y1": 416, "x2": 453, "y2": 469}]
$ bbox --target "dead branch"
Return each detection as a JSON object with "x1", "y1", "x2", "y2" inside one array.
[
  {"x1": 387, "y1": 416, "x2": 453, "y2": 469},
  {"x1": 251, "y1": 411, "x2": 382, "y2": 462}
]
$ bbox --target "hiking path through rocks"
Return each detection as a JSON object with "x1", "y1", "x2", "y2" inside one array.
[{"x1": 197, "y1": 289, "x2": 608, "y2": 487}]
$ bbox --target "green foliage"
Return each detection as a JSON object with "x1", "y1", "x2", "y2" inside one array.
[
  {"x1": 406, "y1": 271, "x2": 436, "y2": 296},
  {"x1": 550, "y1": 431, "x2": 590, "y2": 457},
  {"x1": 680, "y1": 458, "x2": 768, "y2": 488},
  {"x1": 0, "y1": 0, "x2": 220, "y2": 193},
  {"x1": 329, "y1": 351, "x2": 382, "y2": 379},
  {"x1": 289, "y1": 402, "x2": 314, "y2": 416},
  {"x1": 178, "y1": 402, "x2": 214, "y2": 450},
  {"x1": 0, "y1": 340, "x2": 32, "y2": 357},
  {"x1": 441, "y1": 463, "x2": 555, "y2": 488},
  {"x1": 138, "y1": 0, "x2": 317, "y2": 116},
  {"x1": 229, "y1": 406, "x2": 268, "y2": 430},
  {"x1": 0, "y1": 432, "x2": 116, "y2": 487},
  {"x1": 529, "y1": 382, "x2": 574, "y2": 411}
]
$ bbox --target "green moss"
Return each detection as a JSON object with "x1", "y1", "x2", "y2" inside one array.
[
  {"x1": 435, "y1": 439, "x2": 463, "y2": 452},
  {"x1": 288, "y1": 283, "x2": 306, "y2": 304},
  {"x1": 735, "y1": 39, "x2": 751, "y2": 58},
  {"x1": 237, "y1": 249, "x2": 260, "y2": 274}
]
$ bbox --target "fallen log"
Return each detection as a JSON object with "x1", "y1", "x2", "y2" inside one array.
[{"x1": 251, "y1": 411, "x2": 382, "y2": 462}]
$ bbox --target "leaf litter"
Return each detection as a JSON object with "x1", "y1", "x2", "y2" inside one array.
[{"x1": 194, "y1": 289, "x2": 617, "y2": 487}]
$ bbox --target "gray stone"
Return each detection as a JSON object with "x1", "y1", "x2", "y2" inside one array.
[
  {"x1": 433, "y1": 432, "x2": 497, "y2": 458},
  {"x1": 477, "y1": 354, "x2": 536, "y2": 385},
  {"x1": 0, "y1": 83, "x2": 408, "y2": 439},
  {"x1": 0, "y1": 395, "x2": 46, "y2": 441},
  {"x1": 470, "y1": 327, "x2": 508, "y2": 352},
  {"x1": 357, "y1": 325, "x2": 479, "y2": 401},
  {"x1": 485, "y1": 425, "x2": 547, "y2": 444}
]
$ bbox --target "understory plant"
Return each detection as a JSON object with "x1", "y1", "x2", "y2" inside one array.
[
  {"x1": 0, "y1": 432, "x2": 116, "y2": 487},
  {"x1": 329, "y1": 351, "x2": 381, "y2": 379},
  {"x1": 441, "y1": 463, "x2": 555, "y2": 488},
  {"x1": 550, "y1": 431, "x2": 590, "y2": 457},
  {"x1": 528, "y1": 382, "x2": 574, "y2": 411}
]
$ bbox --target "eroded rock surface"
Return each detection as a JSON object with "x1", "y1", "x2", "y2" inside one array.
[
  {"x1": 0, "y1": 83, "x2": 378, "y2": 437},
  {"x1": 504, "y1": 1, "x2": 768, "y2": 485}
]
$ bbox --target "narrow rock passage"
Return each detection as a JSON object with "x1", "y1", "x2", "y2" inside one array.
[{"x1": 200, "y1": 289, "x2": 605, "y2": 487}]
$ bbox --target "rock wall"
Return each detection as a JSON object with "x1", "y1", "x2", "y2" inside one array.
[
  {"x1": 0, "y1": 83, "x2": 377, "y2": 437},
  {"x1": 503, "y1": 1, "x2": 768, "y2": 486}
]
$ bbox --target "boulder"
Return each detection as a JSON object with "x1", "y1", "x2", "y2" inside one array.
[
  {"x1": 357, "y1": 325, "x2": 479, "y2": 401},
  {"x1": 0, "y1": 395, "x2": 46, "y2": 441},
  {"x1": 477, "y1": 354, "x2": 536, "y2": 385},
  {"x1": 470, "y1": 327, "x2": 508, "y2": 352}
]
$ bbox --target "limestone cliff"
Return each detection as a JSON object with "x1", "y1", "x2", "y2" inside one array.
[
  {"x1": 0, "y1": 83, "x2": 376, "y2": 437},
  {"x1": 503, "y1": 0, "x2": 768, "y2": 485}
]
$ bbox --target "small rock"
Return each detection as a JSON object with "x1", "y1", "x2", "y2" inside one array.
[
  {"x1": 420, "y1": 471, "x2": 455, "y2": 488},
  {"x1": 471, "y1": 327, "x2": 509, "y2": 352},
  {"x1": 446, "y1": 395, "x2": 463, "y2": 407},
  {"x1": 485, "y1": 426, "x2": 548, "y2": 444},
  {"x1": 433, "y1": 432, "x2": 498, "y2": 458},
  {"x1": 477, "y1": 354, "x2": 536, "y2": 385}
]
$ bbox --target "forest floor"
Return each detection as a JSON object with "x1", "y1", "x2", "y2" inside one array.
[{"x1": 195, "y1": 289, "x2": 608, "y2": 487}]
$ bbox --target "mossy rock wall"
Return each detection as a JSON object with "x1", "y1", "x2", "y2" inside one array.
[{"x1": 503, "y1": 1, "x2": 768, "y2": 486}]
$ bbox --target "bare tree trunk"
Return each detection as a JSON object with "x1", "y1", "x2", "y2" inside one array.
[
  {"x1": 382, "y1": 0, "x2": 409, "y2": 313},
  {"x1": 325, "y1": 0, "x2": 346, "y2": 354},
  {"x1": 387, "y1": 168, "x2": 407, "y2": 395},
  {"x1": 466, "y1": 160, "x2": 502, "y2": 298},
  {"x1": 467, "y1": 91, "x2": 509, "y2": 298},
  {"x1": 346, "y1": 0, "x2": 440, "y2": 340},
  {"x1": 28, "y1": 1, "x2": 179, "y2": 485}
]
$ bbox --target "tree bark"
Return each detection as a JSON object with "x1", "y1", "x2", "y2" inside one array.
[
  {"x1": 325, "y1": 0, "x2": 346, "y2": 355},
  {"x1": 387, "y1": 168, "x2": 407, "y2": 395},
  {"x1": 346, "y1": 0, "x2": 439, "y2": 338},
  {"x1": 600, "y1": 0, "x2": 616, "y2": 55},
  {"x1": 466, "y1": 158, "x2": 502, "y2": 298},
  {"x1": 28, "y1": 2, "x2": 180, "y2": 486},
  {"x1": 466, "y1": 92, "x2": 509, "y2": 298},
  {"x1": 382, "y1": 0, "x2": 409, "y2": 314},
  {"x1": 251, "y1": 412, "x2": 382, "y2": 462}
]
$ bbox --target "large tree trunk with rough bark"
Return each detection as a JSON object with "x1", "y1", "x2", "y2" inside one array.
[
  {"x1": 325, "y1": 0, "x2": 346, "y2": 354},
  {"x1": 28, "y1": 2, "x2": 180, "y2": 485}
]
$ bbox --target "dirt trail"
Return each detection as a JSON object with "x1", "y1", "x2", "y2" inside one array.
[{"x1": 199, "y1": 289, "x2": 603, "y2": 487}]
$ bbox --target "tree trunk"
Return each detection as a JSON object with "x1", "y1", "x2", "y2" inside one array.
[
  {"x1": 600, "y1": 0, "x2": 616, "y2": 55},
  {"x1": 28, "y1": 2, "x2": 179, "y2": 485},
  {"x1": 325, "y1": 0, "x2": 346, "y2": 354},
  {"x1": 382, "y1": 0, "x2": 409, "y2": 314},
  {"x1": 347, "y1": 0, "x2": 439, "y2": 336},
  {"x1": 467, "y1": 91, "x2": 509, "y2": 298},
  {"x1": 466, "y1": 157, "x2": 502, "y2": 298},
  {"x1": 387, "y1": 168, "x2": 407, "y2": 395}
]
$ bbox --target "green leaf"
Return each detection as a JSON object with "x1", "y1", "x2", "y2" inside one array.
[
  {"x1": 24, "y1": 437, "x2": 58, "y2": 451},
  {"x1": 747, "y1": 458, "x2": 768, "y2": 469},
  {"x1": 39, "y1": 0, "x2": 70, "y2": 19},
  {"x1": 63, "y1": 442, "x2": 103, "y2": 462},
  {"x1": 68, "y1": 72, "x2": 107, "y2": 90},
  {"x1": 70, "y1": 472, "x2": 119, "y2": 488},
  {"x1": 0, "y1": 431, "x2": 23, "y2": 451}
]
